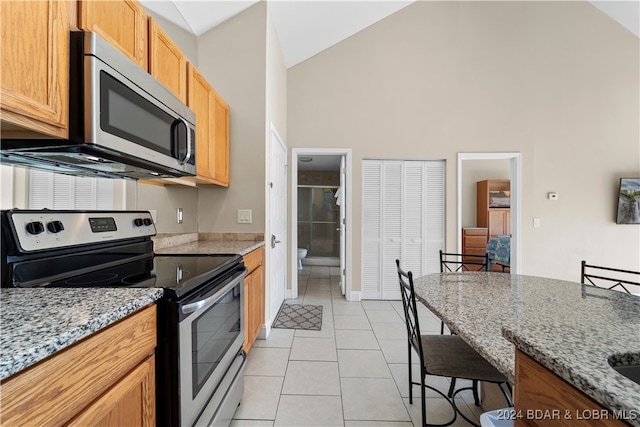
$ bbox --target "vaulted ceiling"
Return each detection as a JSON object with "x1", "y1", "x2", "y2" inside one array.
[{"x1": 140, "y1": 1, "x2": 639, "y2": 69}]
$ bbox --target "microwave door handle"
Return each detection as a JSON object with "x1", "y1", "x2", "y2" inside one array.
[{"x1": 177, "y1": 117, "x2": 192, "y2": 165}]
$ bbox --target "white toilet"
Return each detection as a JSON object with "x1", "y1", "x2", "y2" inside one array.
[{"x1": 297, "y1": 248, "x2": 308, "y2": 270}]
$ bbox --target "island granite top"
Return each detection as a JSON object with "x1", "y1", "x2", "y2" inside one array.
[
  {"x1": 0, "y1": 288, "x2": 163, "y2": 381},
  {"x1": 412, "y1": 272, "x2": 640, "y2": 424}
]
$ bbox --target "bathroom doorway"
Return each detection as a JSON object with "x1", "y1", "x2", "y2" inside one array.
[{"x1": 291, "y1": 149, "x2": 352, "y2": 300}]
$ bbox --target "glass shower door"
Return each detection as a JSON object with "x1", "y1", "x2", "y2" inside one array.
[{"x1": 298, "y1": 186, "x2": 339, "y2": 257}]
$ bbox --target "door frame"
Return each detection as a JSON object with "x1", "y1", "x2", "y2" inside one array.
[
  {"x1": 457, "y1": 152, "x2": 522, "y2": 273},
  {"x1": 291, "y1": 148, "x2": 353, "y2": 300}
]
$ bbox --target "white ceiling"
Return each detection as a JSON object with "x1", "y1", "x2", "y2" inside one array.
[
  {"x1": 297, "y1": 155, "x2": 342, "y2": 171},
  {"x1": 140, "y1": 1, "x2": 639, "y2": 69}
]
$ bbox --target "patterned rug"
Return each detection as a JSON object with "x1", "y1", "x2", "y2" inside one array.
[{"x1": 272, "y1": 303, "x2": 323, "y2": 331}]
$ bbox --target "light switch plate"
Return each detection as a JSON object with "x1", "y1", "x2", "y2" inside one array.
[{"x1": 238, "y1": 209, "x2": 252, "y2": 224}]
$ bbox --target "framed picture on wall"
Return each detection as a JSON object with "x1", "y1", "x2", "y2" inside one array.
[{"x1": 616, "y1": 178, "x2": 640, "y2": 224}]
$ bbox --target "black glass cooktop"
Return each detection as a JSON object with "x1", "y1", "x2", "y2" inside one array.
[{"x1": 11, "y1": 252, "x2": 242, "y2": 299}]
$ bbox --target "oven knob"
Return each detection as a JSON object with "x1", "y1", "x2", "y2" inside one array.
[
  {"x1": 26, "y1": 221, "x2": 45, "y2": 235},
  {"x1": 134, "y1": 218, "x2": 144, "y2": 227},
  {"x1": 46, "y1": 220, "x2": 65, "y2": 233},
  {"x1": 143, "y1": 218, "x2": 153, "y2": 226}
]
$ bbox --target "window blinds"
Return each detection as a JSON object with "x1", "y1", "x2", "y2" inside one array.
[{"x1": 28, "y1": 170, "x2": 114, "y2": 210}]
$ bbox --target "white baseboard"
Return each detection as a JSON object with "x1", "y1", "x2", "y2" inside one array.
[
  {"x1": 257, "y1": 319, "x2": 273, "y2": 340},
  {"x1": 348, "y1": 291, "x2": 361, "y2": 302}
]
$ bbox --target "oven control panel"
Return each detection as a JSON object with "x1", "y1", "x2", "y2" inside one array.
[{"x1": 5, "y1": 210, "x2": 156, "y2": 252}]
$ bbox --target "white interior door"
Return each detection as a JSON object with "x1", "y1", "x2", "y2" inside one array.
[
  {"x1": 339, "y1": 156, "x2": 346, "y2": 295},
  {"x1": 269, "y1": 126, "x2": 287, "y2": 322}
]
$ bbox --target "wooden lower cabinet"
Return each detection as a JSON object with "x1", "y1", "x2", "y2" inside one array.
[
  {"x1": 68, "y1": 355, "x2": 155, "y2": 427},
  {"x1": 0, "y1": 305, "x2": 156, "y2": 427},
  {"x1": 243, "y1": 247, "x2": 265, "y2": 352},
  {"x1": 514, "y1": 349, "x2": 629, "y2": 427}
]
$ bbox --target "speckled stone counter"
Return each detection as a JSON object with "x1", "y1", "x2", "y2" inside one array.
[
  {"x1": 412, "y1": 272, "x2": 640, "y2": 424},
  {"x1": 154, "y1": 240, "x2": 265, "y2": 256},
  {"x1": 0, "y1": 288, "x2": 163, "y2": 380}
]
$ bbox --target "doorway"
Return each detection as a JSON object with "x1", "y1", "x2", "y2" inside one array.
[
  {"x1": 457, "y1": 153, "x2": 522, "y2": 273},
  {"x1": 291, "y1": 149, "x2": 352, "y2": 300}
]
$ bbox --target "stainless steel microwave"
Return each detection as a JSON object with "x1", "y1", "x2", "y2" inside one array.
[{"x1": 0, "y1": 31, "x2": 196, "y2": 180}]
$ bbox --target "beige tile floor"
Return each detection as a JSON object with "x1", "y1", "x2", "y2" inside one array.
[{"x1": 231, "y1": 266, "x2": 487, "y2": 427}]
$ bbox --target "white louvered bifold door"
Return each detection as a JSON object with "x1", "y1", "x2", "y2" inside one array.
[
  {"x1": 362, "y1": 160, "x2": 383, "y2": 299},
  {"x1": 381, "y1": 161, "x2": 403, "y2": 299},
  {"x1": 362, "y1": 159, "x2": 445, "y2": 300},
  {"x1": 425, "y1": 162, "x2": 445, "y2": 274}
]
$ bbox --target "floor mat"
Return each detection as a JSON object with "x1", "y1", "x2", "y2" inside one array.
[{"x1": 272, "y1": 303, "x2": 323, "y2": 330}]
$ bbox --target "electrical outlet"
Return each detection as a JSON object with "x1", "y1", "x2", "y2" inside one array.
[
  {"x1": 238, "y1": 209, "x2": 252, "y2": 224},
  {"x1": 533, "y1": 218, "x2": 541, "y2": 228},
  {"x1": 177, "y1": 208, "x2": 183, "y2": 224}
]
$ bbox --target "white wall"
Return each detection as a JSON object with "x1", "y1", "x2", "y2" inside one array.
[
  {"x1": 0, "y1": 165, "x2": 15, "y2": 209},
  {"x1": 196, "y1": 3, "x2": 267, "y2": 234},
  {"x1": 288, "y1": 1, "x2": 639, "y2": 285}
]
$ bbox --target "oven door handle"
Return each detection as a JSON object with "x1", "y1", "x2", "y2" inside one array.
[{"x1": 181, "y1": 270, "x2": 247, "y2": 315}]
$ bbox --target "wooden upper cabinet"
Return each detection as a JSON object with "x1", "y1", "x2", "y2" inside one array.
[
  {"x1": 78, "y1": 0, "x2": 148, "y2": 69},
  {"x1": 189, "y1": 64, "x2": 216, "y2": 181},
  {"x1": 154, "y1": 64, "x2": 230, "y2": 187},
  {"x1": 212, "y1": 91, "x2": 230, "y2": 186},
  {"x1": 149, "y1": 18, "x2": 187, "y2": 103},
  {"x1": 0, "y1": 0, "x2": 69, "y2": 138}
]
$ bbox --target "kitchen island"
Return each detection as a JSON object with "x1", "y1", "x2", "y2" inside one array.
[{"x1": 412, "y1": 272, "x2": 640, "y2": 426}]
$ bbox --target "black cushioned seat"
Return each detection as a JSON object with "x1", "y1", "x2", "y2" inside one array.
[{"x1": 421, "y1": 335, "x2": 507, "y2": 384}]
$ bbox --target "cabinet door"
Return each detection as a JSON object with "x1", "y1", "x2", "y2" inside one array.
[
  {"x1": 0, "y1": 0, "x2": 69, "y2": 138},
  {"x1": 79, "y1": 0, "x2": 148, "y2": 69},
  {"x1": 243, "y1": 265, "x2": 264, "y2": 352},
  {"x1": 188, "y1": 64, "x2": 216, "y2": 181},
  {"x1": 212, "y1": 91, "x2": 230, "y2": 186},
  {"x1": 149, "y1": 18, "x2": 187, "y2": 103},
  {"x1": 488, "y1": 210, "x2": 509, "y2": 238},
  {"x1": 67, "y1": 355, "x2": 156, "y2": 427},
  {"x1": 250, "y1": 264, "x2": 265, "y2": 341}
]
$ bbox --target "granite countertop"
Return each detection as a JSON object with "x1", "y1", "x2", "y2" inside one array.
[
  {"x1": 154, "y1": 240, "x2": 265, "y2": 256},
  {"x1": 0, "y1": 288, "x2": 163, "y2": 381},
  {"x1": 412, "y1": 272, "x2": 640, "y2": 424}
]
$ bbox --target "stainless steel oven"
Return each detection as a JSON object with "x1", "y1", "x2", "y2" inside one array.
[
  {"x1": 175, "y1": 273, "x2": 246, "y2": 426},
  {"x1": 1, "y1": 210, "x2": 248, "y2": 427}
]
